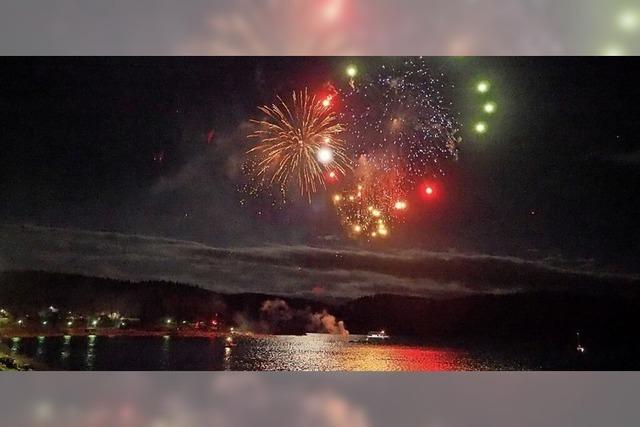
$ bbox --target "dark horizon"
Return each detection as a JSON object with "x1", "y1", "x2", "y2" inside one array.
[{"x1": 3, "y1": 268, "x2": 640, "y2": 371}]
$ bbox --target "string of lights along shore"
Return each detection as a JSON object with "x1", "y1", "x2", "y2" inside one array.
[{"x1": 243, "y1": 59, "x2": 495, "y2": 241}]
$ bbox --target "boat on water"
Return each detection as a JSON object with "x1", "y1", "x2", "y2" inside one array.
[
  {"x1": 366, "y1": 330, "x2": 390, "y2": 341},
  {"x1": 576, "y1": 332, "x2": 585, "y2": 353}
]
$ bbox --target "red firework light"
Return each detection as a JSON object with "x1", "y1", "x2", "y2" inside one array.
[
  {"x1": 326, "y1": 170, "x2": 339, "y2": 183},
  {"x1": 420, "y1": 181, "x2": 440, "y2": 200},
  {"x1": 318, "y1": 82, "x2": 339, "y2": 109}
]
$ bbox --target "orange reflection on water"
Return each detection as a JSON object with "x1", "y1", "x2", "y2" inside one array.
[
  {"x1": 336, "y1": 344, "x2": 467, "y2": 371},
  {"x1": 236, "y1": 335, "x2": 475, "y2": 371}
]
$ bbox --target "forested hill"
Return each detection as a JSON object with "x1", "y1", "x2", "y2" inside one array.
[{"x1": 1, "y1": 270, "x2": 639, "y2": 345}]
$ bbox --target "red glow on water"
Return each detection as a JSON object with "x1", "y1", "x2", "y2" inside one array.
[
  {"x1": 385, "y1": 347, "x2": 462, "y2": 370},
  {"x1": 342, "y1": 345, "x2": 465, "y2": 370}
]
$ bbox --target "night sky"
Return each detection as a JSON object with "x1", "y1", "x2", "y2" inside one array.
[{"x1": 0, "y1": 57, "x2": 638, "y2": 298}]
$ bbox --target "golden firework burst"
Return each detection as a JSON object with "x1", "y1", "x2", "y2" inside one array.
[
  {"x1": 332, "y1": 163, "x2": 408, "y2": 240},
  {"x1": 247, "y1": 88, "x2": 351, "y2": 201}
]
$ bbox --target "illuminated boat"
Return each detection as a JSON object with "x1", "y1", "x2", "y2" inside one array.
[
  {"x1": 576, "y1": 332, "x2": 585, "y2": 353},
  {"x1": 366, "y1": 330, "x2": 390, "y2": 341}
]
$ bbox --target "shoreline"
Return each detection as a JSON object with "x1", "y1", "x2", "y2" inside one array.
[
  {"x1": 0, "y1": 329, "x2": 230, "y2": 339},
  {"x1": 0, "y1": 343, "x2": 37, "y2": 371}
]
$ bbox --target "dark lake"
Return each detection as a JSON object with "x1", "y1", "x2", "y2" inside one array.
[{"x1": 1, "y1": 334, "x2": 615, "y2": 370}]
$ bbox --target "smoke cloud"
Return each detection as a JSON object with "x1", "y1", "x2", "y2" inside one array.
[
  {"x1": 235, "y1": 298, "x2": 349, "y2": 335},
  {"x1": 309, "y1": 311, "x2": 349, "y2": 336}
]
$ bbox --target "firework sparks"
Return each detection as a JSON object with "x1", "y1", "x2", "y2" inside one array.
[
  {"x1": 476, "y1": 80, "x2": 491, "y2": 93},
  {"x1": 331, "y1": 59, "x2": 460, "y2": 239},
  {"x1": 483, "y1": 101, "x2": 497, "y2": 114},
  {"x1": 333, "y1": 186, "x2": 398, "y2": 240},
  {"x1": 474, "y1": 121, "x2": 488, "y2": 134},
  {"x1": 243, "y1": 60, "x2": 461, "y2": 239},
  {"x1": 341, "y1": 58, "x2": 461, "y2": 189},
  {"x1": 332, "y1": 161, "x2": 408, "y2": 240},
  {"x1": 246, "y1": 88, "x2": 351, "y2": 201}
]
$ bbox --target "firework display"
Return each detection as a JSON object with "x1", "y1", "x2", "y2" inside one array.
[
  {"x1": 330, "y1": 59, "x2": 461, "y2": 239},
  {"x1": 473, "y1": 79, "x2": 497, "y2": 135},
  {"x1": 332, "y1": 161, "x2": 408, "y2": 240},
  {"x1": 243, "y1": 60, "x2": 463, "y2": 240},
  {"x1": 341, "y1": 58, "x2": 461, "y2": 187},
  {"x1": 246, "y1": 88, "x2": 351, "y2": 201}
]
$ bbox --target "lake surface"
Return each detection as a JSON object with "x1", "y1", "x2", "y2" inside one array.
[{"x1": 1, "y1": 334, "x2": 602, "y2": 370}]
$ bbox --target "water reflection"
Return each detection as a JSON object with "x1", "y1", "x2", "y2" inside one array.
[
  {"x1": 35, "y1": 336, "x2": 45, "y2": 359},
  {"x1": 224, "y1": 335, "x2": 485, "y2": 371},
  {"x1": 161, "y1": 335, "x2": 171, "y2": 369},
  {"x1": 86, "y1": 335, "x2": 96, "y2": 370},
  {"x1": 10, "y1": 336, "x2": 21, "y2": 354},
  {"x1": 60, "y1": 335, "x2": 71, "y2": 366},
  {"x1": 7, "y1": 335, "x2": 513, "y2": 371},
  {"x1": 223, "y1": 346, "x2": 232, "y2": 371},
  {"x1": 234, "y1": 336, "x2": 471, "y2": 371}
]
